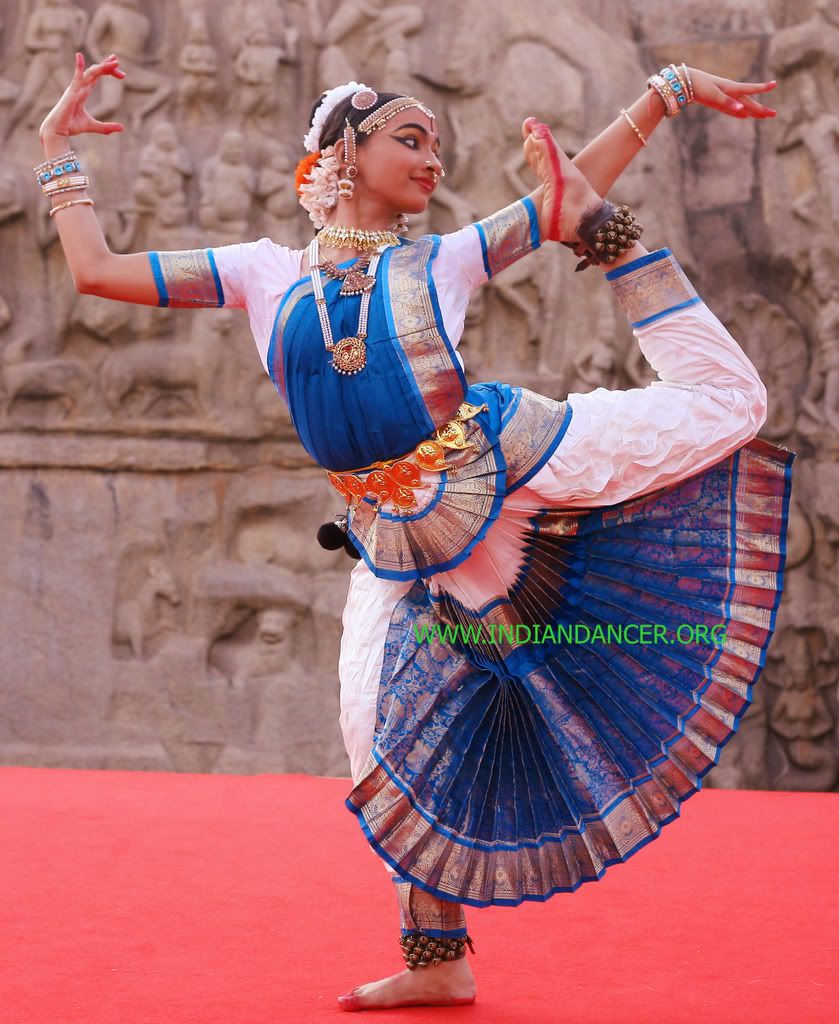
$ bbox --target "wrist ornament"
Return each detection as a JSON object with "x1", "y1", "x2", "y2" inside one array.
[
  {"x1": 49, "y1": 197, "x2": 95, "y2": 217},
  {"x1": 34, "y1": 150, "x2": 82, "y2": 186},
  {"x1": 647, "y1": 63, "x2": 694, "y2": 117},
  {"x1": 34, "y1": 150, "x2": 93, "y2": 210},
  {"x1": 570, "y1": 200, "x2": 643, "y2": 272}
]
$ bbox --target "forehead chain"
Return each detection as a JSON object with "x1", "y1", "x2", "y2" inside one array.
[{"x1": 357, "y1": 96, "x2": 436, "y2": 135}]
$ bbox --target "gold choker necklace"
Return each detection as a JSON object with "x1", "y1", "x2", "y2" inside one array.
[{"x1": 317, "y1": 225, "x2": 399, "y2": 252}]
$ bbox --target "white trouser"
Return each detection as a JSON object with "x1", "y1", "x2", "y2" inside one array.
[{"x1": 338, "y1": 559, "x2": 414, "y2": 876}]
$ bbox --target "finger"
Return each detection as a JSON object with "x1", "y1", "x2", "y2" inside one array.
[
  {"x1": 73, "y1": 51, "x2": 85, "y2": 80},
  {"x1": 733, "y1": 80, "x2": 777, "y2": 94},
  {"x1": 82, "y1": 58, "x2": 121, "y2": 84},
  {"x1": 90, "y1": 119, "x2": 124, "y2": 134},
  {"x1": 736, "y1": 94, "x2": 777, "y2": 118},
  {"x1": 714, "y1": 89, "x2": 745, "y2": 115}
]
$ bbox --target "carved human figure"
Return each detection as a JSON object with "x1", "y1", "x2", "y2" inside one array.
[
  {"x1": 198, "y1": 130, "x2": 255, "y2": 241},
  {"x1": 767, "y1": 627, "x2": 837, "y2": 790},
  {"x1": 0, "y1": 12, "x2": 20, "y2": 108},
  {"x1": 176, "y1": 11, "x2": 218, "y2": 114},
  {"x1": 133, "y1": 121, "x2": 193, "y2": 227},
  {"x1": 3, "y1": 0, "x2": 88, "y2": 138},
  {"x1": 305, "y1": 0, "x2": 365, "y2": 93},
  {"x1": 776, "y1": 72, "x2": 839, "y2": 226},
  {"x1": 84, "y1": 0, "x2": 171, "y2": 131},
  {"x1": 768, "y1": 0, "x2": 839, "y2": 78},
  {"x1": 232, "y1": 27, "x2": 289, "y2": 121},
  {"x1": 364, "y1": 5, "x2": 424, "y2": 96},
  {"x1": 256, "y1": 144, "x2": 303, "y2": 246},
  {"x1": 488, "y1": 254, "x2": 563, "y2": 375},
  {"x1": 721, "y1": 293, "x2": 806, "y2": 440},
  {"x1": 800, "y1": 246, "x2": 839, "y2": 435}
]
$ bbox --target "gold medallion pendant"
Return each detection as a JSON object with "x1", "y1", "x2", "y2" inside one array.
[{"x1": 331, "y1": 335, "x2": 367, "y2": 375}]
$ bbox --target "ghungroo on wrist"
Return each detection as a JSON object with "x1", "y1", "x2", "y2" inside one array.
[
  {"x1": 398, "y1": 932, "x2": 476, "y2": 969},
  {"x1": 571, "y1": 200, "x2": 643, "y2": 271}
]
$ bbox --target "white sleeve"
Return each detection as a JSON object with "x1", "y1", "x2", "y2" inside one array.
[
  {"x1": 148, "y1": 238, "x2": 303, "y2": 374},
  {"x1": 528, "y1": 249, "x2": 768, "y2": 508}
]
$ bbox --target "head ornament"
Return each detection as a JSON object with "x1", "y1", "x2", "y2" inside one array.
[{"x1": 303, "y1": 81, "x2": 371, "y2": 153}]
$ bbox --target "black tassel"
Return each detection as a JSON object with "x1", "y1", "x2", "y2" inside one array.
[
  {"x1": 317, "y1": 516, "x2": 347, "y2": 551},
  {"x1": 318, "y1": 513, "x2": 360, "y2": 559}
]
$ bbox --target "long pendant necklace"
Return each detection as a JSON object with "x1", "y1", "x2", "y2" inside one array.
[{"x1": 308, "y1": 237, "x2": 383, "y2": 376}]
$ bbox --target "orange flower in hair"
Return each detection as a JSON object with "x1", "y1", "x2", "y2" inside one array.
[{"x1": 295, "y1": 152, "x2": 321, "y2": 196}]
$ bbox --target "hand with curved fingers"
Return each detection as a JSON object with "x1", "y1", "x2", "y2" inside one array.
[
  {"x1": 39, "y1": 52, "x2": 126, "y2": 141},
  {"x1": 685, "y1": 68, "x2": 777, "y2": 119}
]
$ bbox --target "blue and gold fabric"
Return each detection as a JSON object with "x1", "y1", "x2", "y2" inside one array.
[{"x1": 345, "y1": 437, "x2": 795, "y2": 907}]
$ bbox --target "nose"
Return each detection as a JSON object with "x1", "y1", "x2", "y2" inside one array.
[{"x1": 425, "y1": 158, "x2": 445, "y2": 178}]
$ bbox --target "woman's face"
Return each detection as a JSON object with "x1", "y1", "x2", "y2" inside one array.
[{"x1": 350, "y1": 107, "x2": 443, "y2": 215}]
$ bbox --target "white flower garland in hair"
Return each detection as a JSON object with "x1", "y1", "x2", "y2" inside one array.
[
  {"x1": 302, "y1": 80, "x2": 371, "y2": 153},
  {"x1": 298, "y1": 145, "x2": 340, "y2": 229}
]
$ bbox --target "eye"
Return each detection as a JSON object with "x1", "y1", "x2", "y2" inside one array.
[{"x1": 396, "y1": 135, "x2": 419, "y2": 149}]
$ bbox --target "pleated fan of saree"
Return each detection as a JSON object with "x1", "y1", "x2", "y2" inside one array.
[{"x1": 345, "y1": 437, "x2": 795, "y2": 908}]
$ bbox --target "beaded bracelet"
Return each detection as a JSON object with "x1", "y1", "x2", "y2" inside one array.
[
  {"x1": 33, "y1": 148, "x2": 78, "y2": 174},
  {"x1": 659, "y1": 64, "x2": 690, "y2": 111},
  {"x1": 648, "y1": 63, "x2": 695, "y2": 118},
  {"x1": 49, "y1": 197, "x2": 95, "y2": 217},
  {"x1": 677, "y1": 62, "x2": 695, "y2": 102},
  {"x1": 647, "y1": 74, "x2": 681, "y2": 117},
  {"x1": 34, "y1": 151, "x2": 83, "y2": 188},
  {"x1": 42, "y1": 175, "x2": 90, "y2": 195},
  {"x1": 620, "y1": 108, "x2": 648, "y2": 146}
]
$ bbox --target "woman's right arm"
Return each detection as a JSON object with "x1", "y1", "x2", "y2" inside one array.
[{"x1": 38, "y1": 52, "x2": 161, "y2": 305}]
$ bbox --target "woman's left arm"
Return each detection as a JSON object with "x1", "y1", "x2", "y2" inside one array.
[{"x1": 572, "y1": 67, "x2": 778, "y2": 198}]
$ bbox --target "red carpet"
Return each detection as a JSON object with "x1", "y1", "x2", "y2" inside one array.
[{"x1": 1, "y1": 767, "x2": 835, "y2": 1023}]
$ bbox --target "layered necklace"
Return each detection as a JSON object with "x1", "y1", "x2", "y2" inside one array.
[{"x1": 308, "y1": 229, "x2": 397, "y2": 376}]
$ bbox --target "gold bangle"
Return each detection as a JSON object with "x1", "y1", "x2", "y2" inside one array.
[
  {"x1": 43, "y1": 175, "x2": 89, "y2": 194},
  {"x1": 619, "y1": 108, "x2": 648, "y2": 147},
  {"x1": 46, "y1": 185, "x2": 90, "y2": 198},
  {"x1": 49, "y1": 197, "x2": 95, "y2": 217},
  {"x1": 680, "y1": 62, "x2": 694, "y2": 102}
]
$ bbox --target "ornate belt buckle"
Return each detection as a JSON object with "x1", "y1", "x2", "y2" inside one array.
[{"x1": 325, "y1": 401, "x2": 489, "y2": 515}]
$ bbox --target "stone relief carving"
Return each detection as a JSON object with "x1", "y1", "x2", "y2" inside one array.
[
  {"x1": 3, "y1": 0, "x2": 88, "y2": 139},
  {"x1": 112, "y1": 552, "x2": 181, "y2": 659},
  {"x1": 84, "y1": 0, "x2": 171, "y2": 131},
  {"x1": 0, "y1": 0, "x2": 834, "y2": 784},
  {"x1": 198, "y1": 129, "x2": 256, "y2": 242},
  {"x1": 175, "y1": 11, "x2": 218, "y2": 117}
]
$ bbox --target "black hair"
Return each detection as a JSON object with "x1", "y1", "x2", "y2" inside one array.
[{"x1": 307, "y1": 91, "x2": 407, "y2": 151}]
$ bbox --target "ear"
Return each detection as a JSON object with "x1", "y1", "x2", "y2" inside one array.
[{"x1": 333, "y1": 137, "x2": 345, "y2": 166}]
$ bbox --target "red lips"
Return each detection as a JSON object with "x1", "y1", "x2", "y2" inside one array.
[{"x1": 413, "y1": 177, "x2": 435, "y2": 193}]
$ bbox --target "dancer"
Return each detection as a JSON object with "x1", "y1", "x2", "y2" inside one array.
[{"x1": 37, "y1": 55, "x2": 789, "y2": 1012}]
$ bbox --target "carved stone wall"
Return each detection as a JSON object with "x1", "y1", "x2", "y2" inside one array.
[{"x1": 0, "y1": 0, "x2": 835, "y2": 788}]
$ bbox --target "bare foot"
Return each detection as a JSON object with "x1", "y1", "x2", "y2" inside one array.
[
  {"x1": 337, "y1": 956, "x2": 476, "y2": 1011},
  {"x1": 521, "y1": 116, "x2": 600, "y2": 244}
]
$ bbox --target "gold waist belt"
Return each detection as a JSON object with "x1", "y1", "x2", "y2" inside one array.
[{"x1": 326, "y1": 401, "x2": 489, "y2": 514}]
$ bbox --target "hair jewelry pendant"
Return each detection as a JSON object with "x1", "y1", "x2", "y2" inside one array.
[
  {"x1": 338, "y1": 120, "x2": 357, "y2": 200},
  {"x1": 351, "y1": 88, "x2": 378, "y2": 110}
]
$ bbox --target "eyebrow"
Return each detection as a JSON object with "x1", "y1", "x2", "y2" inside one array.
[{"x1": 391, "y1": 122, "x2": 441, "y2": 146}]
